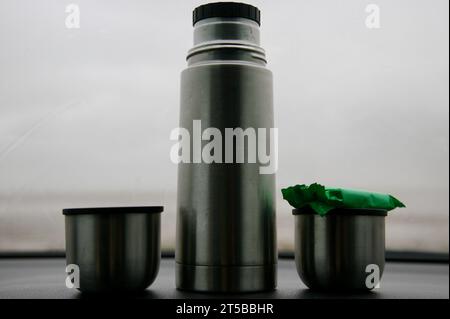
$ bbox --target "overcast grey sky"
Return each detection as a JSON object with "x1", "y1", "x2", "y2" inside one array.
[{"x1": 0, "y1": 0, "x2": 448, "y2": 253}]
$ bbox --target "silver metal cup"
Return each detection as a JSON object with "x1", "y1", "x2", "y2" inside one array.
[
  {"x1": 63, "y1": 206, "x2": 163, "y2": 293},
  {"x1": 293, "y1": 208, "x2": 386, "y2": 291}
]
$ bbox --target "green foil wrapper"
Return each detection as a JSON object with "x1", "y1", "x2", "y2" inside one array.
[{"x1": 281, "y1": 183, "x2": 405, "y2": 216}]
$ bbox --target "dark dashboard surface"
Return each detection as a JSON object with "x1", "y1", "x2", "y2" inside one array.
[{"x1": 0, "y1": 258, "x2": 448, "y2": 299}]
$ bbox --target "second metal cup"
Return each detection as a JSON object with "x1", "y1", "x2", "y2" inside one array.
[
  {"x1": 293, "y1": 208, "x2": 386, "y2": 291},
  {"x1": 63, "y1": 206, "x2": 163, "y2": 293}
]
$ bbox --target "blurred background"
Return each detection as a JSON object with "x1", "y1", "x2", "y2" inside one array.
[{"x1": 0, "y1": 0, "x2": 448, "y2": 255}]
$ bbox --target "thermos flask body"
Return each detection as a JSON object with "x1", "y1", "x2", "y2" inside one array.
[{"x1": 176, "y1": 4, "x2": 276, "y2": 293}]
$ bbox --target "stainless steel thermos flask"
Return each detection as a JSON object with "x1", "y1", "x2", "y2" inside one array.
[{"x1": 176, "y1": 2, "x2": 276, "y2": 292}]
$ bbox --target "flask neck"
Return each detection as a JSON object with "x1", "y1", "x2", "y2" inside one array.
[{"x1": 187, "y1": 17, "x2": 266, "y2": 66}]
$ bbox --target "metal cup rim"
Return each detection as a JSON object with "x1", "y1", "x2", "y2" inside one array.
[
  {"x1": 62, "y1": 206, "x2": 164, "y2": 216},
  {"x1": 292, "y1": 207, "x2": 387, "y2": 216}
]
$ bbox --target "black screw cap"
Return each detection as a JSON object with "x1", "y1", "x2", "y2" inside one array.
[{"x1": 193, "y1": 2, "x2": 261, "y2": 26}]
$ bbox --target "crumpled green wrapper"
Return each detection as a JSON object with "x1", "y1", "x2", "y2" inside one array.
[{"x1": 281, "y1": 183, "x2": 405, "y2": 216}]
